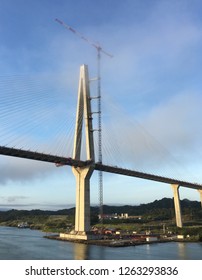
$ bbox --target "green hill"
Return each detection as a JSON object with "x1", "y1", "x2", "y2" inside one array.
[{"x1": 0, "y1": 198, "x2": 201, "y2": 232}]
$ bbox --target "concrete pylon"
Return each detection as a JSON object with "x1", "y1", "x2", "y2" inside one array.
[
  {"x1": 198, "y1": 190, "x2": 202, "y2": 208},
  {"x1": 72, "y1": 65, "x2": 95, "y2": 237},
  {"x1": 171, "y1": 184, "x2": 183, "y2": 228}
]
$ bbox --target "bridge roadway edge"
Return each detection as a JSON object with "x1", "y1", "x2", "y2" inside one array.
[{"x1": 0, "y1": 146, "x2": 202, "y2": 190}]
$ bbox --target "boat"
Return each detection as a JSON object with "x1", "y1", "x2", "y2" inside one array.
[{"x1": 17, "y1": 222, "x2": 29, "y2": 228}]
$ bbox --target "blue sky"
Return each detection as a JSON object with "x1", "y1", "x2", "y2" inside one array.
[{"x1": 0, "y1": 0, "x2": 202, "y2": 210}]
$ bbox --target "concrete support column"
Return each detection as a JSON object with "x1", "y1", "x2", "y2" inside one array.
[
  {"x1": 71, "y1": 65, "x2": 95, "y2": 239},
  {"x1": 198, "y1": 190, "x2": 202, "y2": 208},
  {"x1": 171, "y1": 184, "x2": 183, "y2": 228},
  {"x1": 72, "y1": 167, "x2": 93, "y2": 234}
]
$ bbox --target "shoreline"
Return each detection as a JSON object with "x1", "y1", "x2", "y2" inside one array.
[
  {"x1": 1, "y1": 225, "x2": 201, "y2": 247},
  {"x1": 44, "y1": 234, "x2": 198, "y2": 247}
]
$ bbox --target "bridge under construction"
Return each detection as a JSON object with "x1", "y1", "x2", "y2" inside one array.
[{"x1": 0, "y1": 65, "x2": 202, "y2": 240}]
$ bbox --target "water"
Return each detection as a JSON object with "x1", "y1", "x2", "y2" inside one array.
[{"x1": 0, "y1": 226, "x2": 201, "y2": 260}]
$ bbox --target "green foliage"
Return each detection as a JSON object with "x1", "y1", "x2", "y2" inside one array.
[
  {"x1": 176, "y1": 226, "x2": 202, "y2": 237},
  {"x1": 90, "y1": 214, "x2": 99, "y2": 225},
  {"x1": 0, "y1": 198, "x2": 201, "y2": 233},
  {"x1": 0, "y1": 210, "x2": 74, "y2": 233}
]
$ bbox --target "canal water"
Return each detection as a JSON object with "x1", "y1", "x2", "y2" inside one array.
[{"x1": 0, "y1": 226, "x2": 201, "y2": 260}]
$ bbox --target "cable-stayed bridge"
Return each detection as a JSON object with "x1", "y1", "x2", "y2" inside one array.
[{"x1": 0, "y1": 65, "x2": 202, "y2": 239}]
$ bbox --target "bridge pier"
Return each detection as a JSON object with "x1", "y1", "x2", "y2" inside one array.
[
  {"x1": 72, "y1": 166, "x2": 93, "y2": 234},
  {"x1": 198, "y1": 190, "x2": 202, "y2": 208},
  {"x1": 171, "y1": 184, "x2": 183, "y2": 228}
]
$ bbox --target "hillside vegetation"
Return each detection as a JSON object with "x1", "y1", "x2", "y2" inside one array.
[{"x1": 0, "y1": 198, "x2": 201, "y2": 234}]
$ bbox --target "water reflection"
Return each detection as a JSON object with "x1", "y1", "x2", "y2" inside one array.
[
  {"x1": 177, "y1": 243, "x2": 188, "y2": 259},
  {"x1": 74, "y1": 243, "x2": 88, "y2": 260},
  {"x1": 0, "y1": 227, "x2": 202, "y2": 260},
  {"x1": 73, "y1": 243, "x2": 108, "y2": 260}
]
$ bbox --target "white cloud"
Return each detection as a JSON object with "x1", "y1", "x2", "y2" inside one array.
[
  {"x1": 144, "y1": 91, "x2": 202, "y2": 149},
  {"x1": 101, "y1": 91, "x2": 202, "y2": 182},
  {"x1": 0, "y1": 156, "x2": 55, "y2": 184}
]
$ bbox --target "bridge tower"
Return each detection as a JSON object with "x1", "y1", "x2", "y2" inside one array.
[
  {"x1": 71, "y1": 64, "x2": 95, "y2": 240},
  {"x1": 171, "y1": 184, "x2": 182, "y2": 228}
]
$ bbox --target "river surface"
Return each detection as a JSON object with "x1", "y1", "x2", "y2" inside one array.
[{"x1": 0, "y1": 226, "x2": 201, "y2": 260}]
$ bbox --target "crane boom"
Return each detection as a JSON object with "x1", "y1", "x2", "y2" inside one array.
[{"x1": 55, "y1": 18, "x2": 113, "y2": 58}]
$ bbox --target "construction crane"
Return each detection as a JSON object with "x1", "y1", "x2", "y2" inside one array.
[{"x1": 55, "y1": 18, "x2": 113, "y2": 223}]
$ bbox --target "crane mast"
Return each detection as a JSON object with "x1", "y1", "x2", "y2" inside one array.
[{"x1": 55, "y1": 18, "x2": 113, "y2": 223}]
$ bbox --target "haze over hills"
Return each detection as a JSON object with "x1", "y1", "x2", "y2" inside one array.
[{"x1": 0, "y1": 198, "x2": 200, "y2": 216}]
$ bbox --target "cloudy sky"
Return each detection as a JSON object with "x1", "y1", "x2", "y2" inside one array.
[{"x1": 0, "y1": 0, "x2": 202, "y2": 209}]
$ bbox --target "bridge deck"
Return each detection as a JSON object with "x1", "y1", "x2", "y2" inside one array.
[{"x1": 0, "y1": 146, "x2": 202, "y2": 190}]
